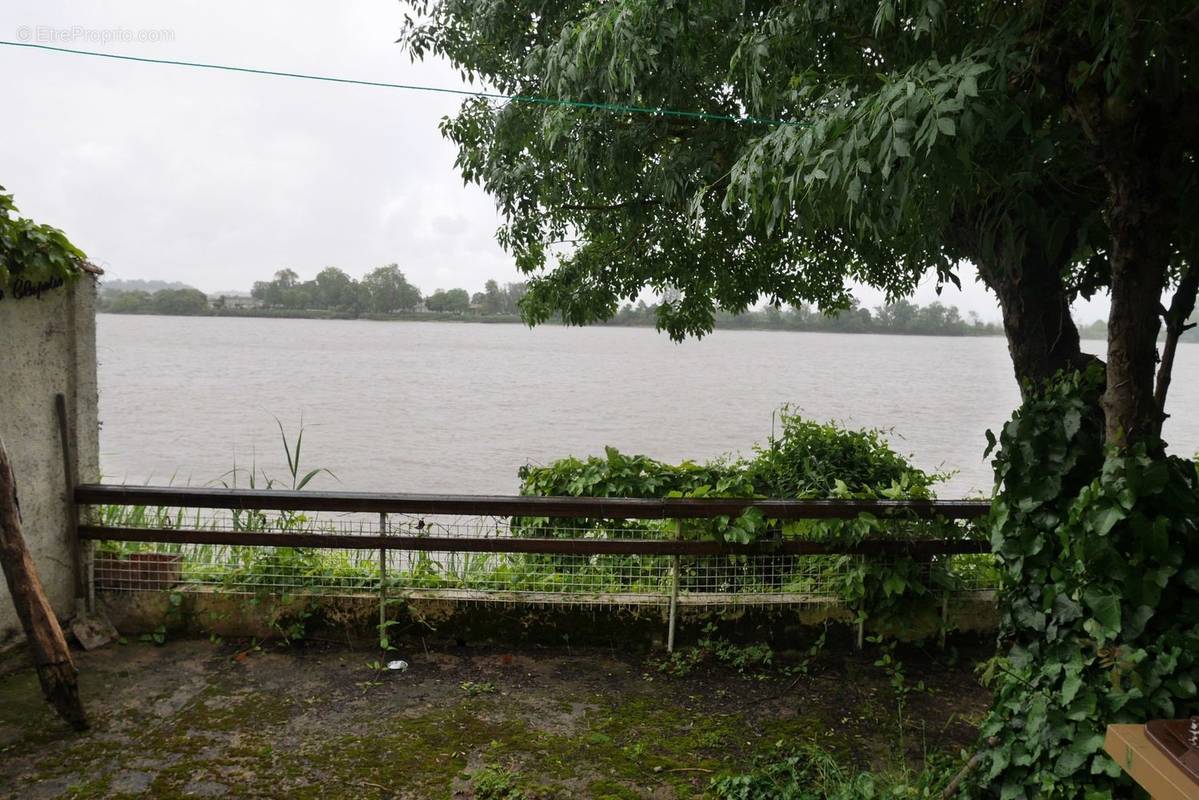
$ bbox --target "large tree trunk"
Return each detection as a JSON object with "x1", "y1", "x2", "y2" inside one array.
[
  {"x1": 0, "y1": 435, "x2": 88, "y2": 731},
  {"x1": 1101, "y1": 156, "x2": 1173, "y2": 449},
  {"x1": 975, "y1": 243, "x2": 1096, "y2": 398}
]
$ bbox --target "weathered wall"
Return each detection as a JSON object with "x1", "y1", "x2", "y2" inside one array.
[{"x1": 0, "y1": 278, "x2": 99, "y2": 643}]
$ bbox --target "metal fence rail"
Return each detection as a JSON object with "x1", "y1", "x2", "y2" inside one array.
[{"x1": 74, "y1": 485, "x2": 997, "y2": 648}]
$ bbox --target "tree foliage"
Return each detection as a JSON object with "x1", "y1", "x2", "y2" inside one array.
[
  {"x1": 425, "y1": 286, "x2": 471, "y2": 313},
  {"x1": 251, "y1": 265, "x2": 424, "y2": 313},
  {"x1": 400, "y1": 0, "x2": 1198, "y2": 442},
  {"x1": 472, "y1": 278, "x2": 527, "y2": 315},
  {"x1": 401, "y1": 4, "x2": 1199, "y2": 793},
  {"x1": 362, "y1": 264, "x2": 424, "y2": 313},
  {"x1": 148, "y1": 287, "x2": 209, "y2": 315}
]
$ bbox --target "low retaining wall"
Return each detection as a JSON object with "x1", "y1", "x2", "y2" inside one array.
[{"x1": 97, "y1": 587, "x2": 999, "y2": 649}]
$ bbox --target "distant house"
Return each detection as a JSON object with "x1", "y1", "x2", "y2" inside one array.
[{"x1": 210, "y1": 294, "x2": 262, "y2": 310}]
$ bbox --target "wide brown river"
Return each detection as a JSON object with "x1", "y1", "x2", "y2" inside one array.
[{"x1": 96, "y1": 315, "x2": 1199, "y2": 498}]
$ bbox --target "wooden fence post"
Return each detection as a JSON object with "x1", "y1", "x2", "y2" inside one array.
[
  {"x1": 666, "y1": 519, "x2": 681, "y2": 653},
  {"x1": 379, "y1": 512, "x2": 388, "y2": 638},
  {"x1": 0, "y1": 433, "x2": 88, "y2": 730},
  {"x1": 54, "y1": 393, "x2": 86, "y2": 608}
]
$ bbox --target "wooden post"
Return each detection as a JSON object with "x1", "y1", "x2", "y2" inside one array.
[
  {"x1": 0, "y1": 433, "x2": 88, "y2": 730},
  {"x1": 378, "y1": 512, "x2": 388, "y2": 637},
  {"x1": 54, "y1": 393, "x2": 86, "y2": 607},
  {"x1": 666, "y1": 519, "x2": 681, "y2": 653}
]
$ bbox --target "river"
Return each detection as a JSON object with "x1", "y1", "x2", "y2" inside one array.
[{"x1": 95, "y1": 315, "x2": 1199, "y2": 498}]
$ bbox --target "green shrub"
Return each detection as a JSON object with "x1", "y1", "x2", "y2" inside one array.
[
  {"x1": 517, "y1": 412, "x2": 979, "y2": 638},
  {"x1": 748, "y1": 407, "x2": 942, "y2": 499}
]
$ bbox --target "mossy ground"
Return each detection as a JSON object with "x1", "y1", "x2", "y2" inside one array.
[{"x1": 0, "y1": 637, "x2": 990, "y2": 799}]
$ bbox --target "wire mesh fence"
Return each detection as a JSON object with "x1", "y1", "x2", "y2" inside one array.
[{"x1": 84, "y1": 502, "x2": 999, "y2": 607}]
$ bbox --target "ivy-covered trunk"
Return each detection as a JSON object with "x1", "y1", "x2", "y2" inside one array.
[{"x1": 977, "y1": 369, "x2": 1199, "y2": 798}]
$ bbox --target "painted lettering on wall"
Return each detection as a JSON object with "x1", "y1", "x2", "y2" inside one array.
[{"x1": 0, "y1": 275, "x2": 66, "y2": 302}]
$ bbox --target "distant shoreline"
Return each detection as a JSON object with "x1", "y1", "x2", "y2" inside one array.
[{"x1": 93, "y1": 308, "x2": 1134, "y2": 340}]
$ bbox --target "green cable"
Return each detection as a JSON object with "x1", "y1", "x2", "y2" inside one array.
[{"x1": 0, "y1": 39, "x2": 790, "y2": 127}]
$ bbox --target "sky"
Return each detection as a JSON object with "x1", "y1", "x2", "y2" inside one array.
[{"x1": 1, "y1": 1, "x2": 1110, "y2": 323}]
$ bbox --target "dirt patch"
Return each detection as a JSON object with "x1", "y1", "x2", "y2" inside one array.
[{"x1": 0, "y1": 637, "x2": 991, "y2": 799}]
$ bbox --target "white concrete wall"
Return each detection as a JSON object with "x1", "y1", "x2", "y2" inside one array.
[{"x1": 0, "y1": 277, "x2": 99, "y2": 643}]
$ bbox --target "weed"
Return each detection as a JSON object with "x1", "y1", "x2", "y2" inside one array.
[
  {"x1": 469, "y1": 766, "x2": 526, "y2": 800},
  {"x1": 139, "y1": 591, "x2": 184, "y2": 645},
  {"x1": 654, "y1": 625, "x2": 776, "y2": 677},
  {"x1": 460, "y1": 680, "x2": 496, "y2": 696},
  {"x1": 710, "y1": 742, "x2": 954, "y2": 799}
]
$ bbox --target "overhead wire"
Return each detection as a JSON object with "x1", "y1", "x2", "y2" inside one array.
[{"x1": 0, "y1": 39, "x2": 793, "y2": 127}]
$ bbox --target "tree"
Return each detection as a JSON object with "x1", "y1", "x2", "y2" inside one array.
[
  {"x1": 501, "y1": 281, "x2": 528, "y2": 314},
  {"x1": 281, "y1": 284, "x2": 313, "y2": 310},
  {"x1": 273, "y1": 268, "x2": 299, "y2": 290},
  {"x1": 103, "y1": 290, "x2": 152, "y2": 314},
  {"x1": 362, "y1": 264, "x2": 421, "y2": 313},
  {"x1": 401, "y1": 0, "x2": 1198, "y2": 449},
  {"x1": 251, "y1": 268, "x2": 301, "y2": 307},
  {"x1": 426, "y1": 287, "x2": 471, "y2": 313},
  {"x1": 151, "y1": 288, "x2": 208, "y2": 315},
  {"x1": 314, "y1": 267, "x2": 356, "y2": 310},
  {"x1": 250, "y1": 280, "x2": 272, "y2": 304},
  {"x1": 479, "y1": 279, "x2": 503, "y2": 314},
  {"x1": 402, "y1": 3, "x2": 1199, "y2": 794}
]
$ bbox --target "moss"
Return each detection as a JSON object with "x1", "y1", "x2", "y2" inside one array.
[
  {"x1": 0, "y1": 640, "x2": 989, "y2": 799},
  {"x1": 61, "y1": 775, "x2": 113, "y2": 799},
  {"x1": 176, "y1": 685, "x2": 297, "y2": 733},
  {"x1": 586, "y1": 778, "x2": 643, "y2": 799},
  {"x1": 0, "y1": 669, "x2": 58, "y2": 737},
  {"x1": 268, "y1": 701, "x2": 533, "y2": 799}
]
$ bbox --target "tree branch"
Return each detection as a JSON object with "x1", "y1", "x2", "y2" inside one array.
[{"x1": 1153, "y1": 264, "x2": 1199, "y2": 432}]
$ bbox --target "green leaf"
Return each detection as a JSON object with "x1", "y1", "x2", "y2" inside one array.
[
  {"x1": 1089, "y1": 505, "x2": 1125, "y2": 536},
  {"x1": 936, "y1": 117, "x2": 955, "y2": 136},
  {"x1": 1062, "y1": 409, "x2": 1082, "y2": 439},
  {"x1": 882, "y1": 574, "x2": 907, "y2": 597},
  {"x1": 1060, "y1": 669, "x2": 1083, "y2": 705},
  {"x1": 1055, "y1": 731, "x2": 1104, "y2": 777},
  {"x1": 1083, "y1": 588, "x2": 1122, "y2": 636}
]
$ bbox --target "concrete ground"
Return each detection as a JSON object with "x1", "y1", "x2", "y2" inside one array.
[{"x1": 0, "y1": 638, "x2": 990, "y2": 799}]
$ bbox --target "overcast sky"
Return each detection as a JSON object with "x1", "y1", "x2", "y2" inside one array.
[{"x1": 2, "y1": 1, "x2": 1109, "y2": 323}]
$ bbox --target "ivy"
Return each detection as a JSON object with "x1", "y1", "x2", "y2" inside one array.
[
  {"x1": 0, "y1": 187, "x2": 88, "y2": 299},
  {"x1": 974, "y1": 367, "x2": 1199, "y2": 797}
]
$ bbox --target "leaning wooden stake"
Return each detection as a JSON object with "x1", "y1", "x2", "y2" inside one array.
[{"x1": 0, "y1": 434, "x2": 88, "y2": 730}]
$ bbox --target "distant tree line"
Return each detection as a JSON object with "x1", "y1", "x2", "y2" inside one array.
[
  {"x1": 608, "y1": 297, "x2": 1005, "y2": 337},
  {"x1": 100, "y1": 269, "x2": 1183, "y2": 341},
  {"x1": 246, "y1": 266, "x2": 529, "y2": 316},
  {"x1": 101, "y1": 286, "x2": 210, "y2": 316},
  {"x1": 98, "y1": 266, "x2": 531, "y2": 319}
]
